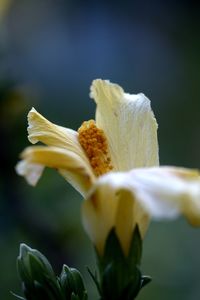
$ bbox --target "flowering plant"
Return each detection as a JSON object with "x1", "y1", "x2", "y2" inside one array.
[{"x1": 15, "y1": 79, "x2": 200, "y2": 300}]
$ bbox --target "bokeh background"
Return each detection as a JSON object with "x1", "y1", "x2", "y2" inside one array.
[{"x1": 1, "y1": 0, "x2": 200, "y2": 299}]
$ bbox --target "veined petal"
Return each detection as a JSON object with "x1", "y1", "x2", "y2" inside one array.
[
  {"x1": 115, "y1": 190, "x2": 144, "y2": 256},
  {"x1": 82, "y1": 180, "x2": 150, "y2": 256},
  {"x1": 28, "y1": 108, "x2": 89, "y2": 163},
  {"x1": 82, "y1": 167, "x2": 200, "y2": 255},
  {"x1": 90, "y1": 79, "x2": 159, "y2": 171},
  {"x1": 17, "y1": 146, "x2": 96, "y2": 196},
  {"x1": 82, "y1": 181, "x2": 118, "y2": 255},
  {"x1": 23, "y1": 108, "x2": 96, "y2": 195},
  {"x1": 124, "y1": 167, "x2": 200, "y2": 225},
  {"x1": 111, "y1": 167, "x2": 200, "y2": 224}
]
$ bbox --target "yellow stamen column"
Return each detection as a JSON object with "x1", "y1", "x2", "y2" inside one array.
[{"x1": 78, "y1": 120, "x2": 113, "y2": 177}]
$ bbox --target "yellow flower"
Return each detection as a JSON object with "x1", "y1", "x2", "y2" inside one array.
[{"x1": 16, "y1": 79, "x2": 200, "y2": 256}]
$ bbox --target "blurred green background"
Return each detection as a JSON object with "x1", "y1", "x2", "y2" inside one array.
[{"x1": 1, "y1": 0, "x2": 200, "y2": 299}]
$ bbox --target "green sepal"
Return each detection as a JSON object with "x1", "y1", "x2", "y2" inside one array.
[
  {"x1": 10, "y1": 292, "x2": 26, "y2": 300},
  {"x1": 70, "y1": 293, "x2": 79, "y2": 300},
  {"x1": 70, "y1": 292, "x2": 87, "y2": 300},
  {"x1": 140, "y1": 275, "x2": 152, "y2": 289},
  {"x1": 21, "y1": 276, "x2": 63, "y2": 300},
  {"x1": 120, "y1": 267, "x2": 142, "y2": 300},
  {"x1": 91, "y1": 225, "x2": 151, "y2": 300},
  {"x1": 17, "y1": 244, "x2": 55, "y2": 284},
  {"x1": 22, "y1": 280, "x2": 59, "y2": 300},
  {"x1": 102, "y1": 228, "x2": 125, "y2": 266},
  {"x1": 128, "y1": 225, "x2": 142, "y2": 266},
  {"x1": 87, "y1": 267, "x2": 101, "y2": 296},
  {"x1": 16, "y1": 243, "x2": 63, "y2": 300}
]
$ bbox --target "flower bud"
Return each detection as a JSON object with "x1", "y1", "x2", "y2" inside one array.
[
  {"x1": 17, "y1": 243, "x2": 55, "y2": 283},
  {"x1": 60, "y1": 265, "x2": 88, "y2": 300},
  {"x1": 16, "y1": 243, "x2": 62, "y2": 300},
  {"x1": 15, "y1": 243, "x2": 88, "y2": 300}
]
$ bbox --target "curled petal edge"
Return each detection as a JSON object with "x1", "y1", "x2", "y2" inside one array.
[
  {"x1": 82, "y1": 166, "x2": 200, "y2": 255},
  {"x1": 16, "y1": 146, "x2": 95, "y2": 196}
]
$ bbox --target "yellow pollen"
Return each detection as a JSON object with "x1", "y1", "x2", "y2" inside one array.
[{"x1": 78, "y1": 120, "x2": 113, "y2": 176}]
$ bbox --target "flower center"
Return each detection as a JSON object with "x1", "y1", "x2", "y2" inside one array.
[{"x1": 78, "y1": 120, "x2": 113, "y2": 176}]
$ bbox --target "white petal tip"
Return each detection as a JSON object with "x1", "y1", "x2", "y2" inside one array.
[
  {"x1": 27, "y1": 108, "x2": 43, "y2": 144},
  {"x1": 15, "y1": 160, "x2": 44, "y2": 186},
  {"x1": 27, "y1": 107, "x2": 37, "y2": 121},
  {"x1": 90, "y1": 79, "x2": 124, "y2": 103}
]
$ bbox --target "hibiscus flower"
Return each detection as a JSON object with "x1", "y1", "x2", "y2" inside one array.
[{"x1": 16, "y1": 79, "x2": 200, "y2": 256}]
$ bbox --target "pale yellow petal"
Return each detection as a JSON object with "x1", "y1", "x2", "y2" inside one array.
[
  {"x1": 82, "y1": 177, "x2": 149, "y2": 256},
  {"x1": 90, "y1": 79, "x2": 159, "y2": 171},
  {"x1": 82, "y1": 166, "x2": 200, "y2": 255},
  {"x1": 15, "y1": 160, "x2": 44, "y2": 186},
  {"x1": 19, "y1": 146, "x2": 95, "y2": 196},
  {"x1": 24, "y1": 108, "x2": 96, "y2": 194},
  {"x1": 161, "y1": 168, "x2": 200, "y2": 226},
  {"x1": 125, "y1": 167, "x2": 200, "y2": 225},
  {"x1": 115, "y1": 190, "x2": 136, "y2": 256},
  {"x1": 105, "y1": 167, "x2": 200, "y2": 225},
  {"x1": 28, "y1": 107, "x2": 90, "y2": 164},
  {"x1": 82, "y1": 181, "x2": 118, "y2": 255}
]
